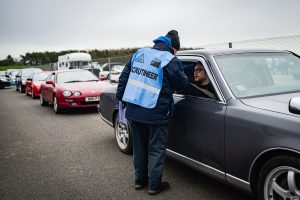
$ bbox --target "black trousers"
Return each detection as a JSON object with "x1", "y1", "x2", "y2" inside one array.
[{"x1": 131, "y1": 121, "x2": 168, "y2": 190}]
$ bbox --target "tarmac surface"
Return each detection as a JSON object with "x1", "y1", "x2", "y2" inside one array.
[{"x1": 0, "y1": 87, "x2": 256, "y2": 200}]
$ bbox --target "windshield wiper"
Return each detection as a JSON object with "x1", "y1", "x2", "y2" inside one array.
[
  {"x1": 64, "y1": 80, "x2": 83, "y2": 83},
  {"x1": 82, "y1": 79, "x2": 99, "y2": 82}
]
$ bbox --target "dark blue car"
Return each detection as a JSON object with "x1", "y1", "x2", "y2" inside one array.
[{"x1": 98, "y1": 49, "x2": 300, "y2": 200}]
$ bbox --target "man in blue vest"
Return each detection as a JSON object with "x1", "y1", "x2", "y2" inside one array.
[{"x1": 116, "y1": 30, "x2": 189, "y2": 195}]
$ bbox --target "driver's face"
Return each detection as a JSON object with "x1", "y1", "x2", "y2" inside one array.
[{"x1": 194, "y1": 64, "x2": 206, "y2": 82}]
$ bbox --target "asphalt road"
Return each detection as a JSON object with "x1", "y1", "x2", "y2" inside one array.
[{"x1": 0, "y1": 87, "x2": 256, "y2": 200}]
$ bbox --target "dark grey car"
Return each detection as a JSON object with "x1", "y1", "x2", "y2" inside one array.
[
  {"x1": 98, "y1": 49, "x2": 300, "y2": 200},
  {"x1": 16, "y1": 68, "x2": 43, "y2": 93}
]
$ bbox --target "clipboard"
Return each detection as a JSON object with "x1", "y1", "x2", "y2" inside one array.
[{"x1": 118, "y1": 101, "x2": 127, "y2": 126}]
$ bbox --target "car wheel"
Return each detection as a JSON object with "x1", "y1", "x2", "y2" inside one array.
[
  {"x1": 114, "y1": 114, "x2": 132, "y2": 154},
  {"x1": 257, "y1": 155, "x2": 300, "y2": 200},
  {"x1": 53, "y1": 95, "x2": 62, "y2": 114},
  {"x1": 31, "y1": 88, "x2": 35, "y2": 99},
  {"x1": 40, "y1": 92, "x2": 48, "y2": 106}
]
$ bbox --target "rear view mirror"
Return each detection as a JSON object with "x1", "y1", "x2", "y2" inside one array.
[
  {"x1": 46, "y1": 80, "x2": 54, "y2": 85},
  {"x1": 289, "y1": 97, "x2": 300, "y2": 114}
]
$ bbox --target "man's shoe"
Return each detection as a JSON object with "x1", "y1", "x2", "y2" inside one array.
[
  {"x1": 148, "y1": 182, "x2": 170, "y2": 195},
  {"x1": 135, "y1": 183, "x2": 146, "y2": 190}
]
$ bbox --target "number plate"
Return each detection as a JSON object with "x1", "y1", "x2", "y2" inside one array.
[{"x1": 85, "y1": 96, "x2": 100, "y2": 102}]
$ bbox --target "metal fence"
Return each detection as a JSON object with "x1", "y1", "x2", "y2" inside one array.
[
  {"x1": 200, "y1": 34, "x2": 300, "y2": 55},
  {"x1": 35, "y1": 34, "x2": 300, "y2": 70}
]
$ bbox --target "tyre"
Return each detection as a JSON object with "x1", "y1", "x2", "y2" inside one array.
[
  {"x1": 257, "y1": 155, "x2": 300, "y2": 200},
  {"x1": 19, "y1": 85, "x2": 23, "y2": 93},
  {"x1": 31, "y1": 88, "x2": 35, "y2": 99},
  {"x1": 53, "y1": 95, "x2": 62, "y2": 114},
  {"x1": 25, "y1": 87, "x2": 29, "y2": 96},
  {"x1": 40, "y1": 92, "x2": 48, "y2": 106},
  {"x1": 114, "y1": 114, "x2": 132, "y2": 154}
]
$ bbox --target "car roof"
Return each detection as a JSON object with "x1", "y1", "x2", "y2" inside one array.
[{"x1": 177, "y1": 48, "x2": 290, "y2": 57}]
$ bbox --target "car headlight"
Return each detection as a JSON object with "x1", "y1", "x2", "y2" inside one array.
[
  {"x1": 74, "y1": 91, "x2": 81, "y2": 97},
  {"x1": 63, "y1": 90, "x2": 72, "y2": 97}
]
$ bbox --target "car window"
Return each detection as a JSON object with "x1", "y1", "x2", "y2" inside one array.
[
  {"x1": 56, "y1": 70, "x2": 98, "y2": 84},
  {"x1": 47, "y1": 74, "x2": 54, "y2": 81},
  {"x1": 214, "y1": 52, "x2": 300, "y2": 98},
  {"x1": 176, "y1": 61, "x2": 217, "y2": 99},
  {"x1": 33, "y1": 72, "x2": 51, "y2": 81}
]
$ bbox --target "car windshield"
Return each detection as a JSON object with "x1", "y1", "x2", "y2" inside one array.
[
  {"x1": 11, "y1": 71, "x2": 19, "y2": 76},
  {"x1": 111, "y1": 65, "x2": 124, "y2": 72},
  {"x1": 57, "y1": 70, "x2": 98, "y2": 84},
  {"x1": 33, "y1": 72, "x2": 51, "y2": 81},
  {"x1": 22, "y1": 69, "x2": 42, "y2": 76},
  {"x1": 214, "y1": 52, "x2": 300, "y2": 98}
]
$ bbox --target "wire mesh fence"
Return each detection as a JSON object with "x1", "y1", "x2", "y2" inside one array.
[
  {"x1": 92, "y1": 55, "x2": 132, "y2": 66},
  {"x1": 200, "y1": 34, "x2": 300, "y2": 55},
  {"x1": 34, "y1": 34, "x2": 300, "y2": 71}
]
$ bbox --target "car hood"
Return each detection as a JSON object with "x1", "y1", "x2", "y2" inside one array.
[
  {"x1": 240, "y1": 92, "x2": 300, "y2": 116},
  {"x1": 59, "y1": 81, "x2": 109, "y2": 91}
]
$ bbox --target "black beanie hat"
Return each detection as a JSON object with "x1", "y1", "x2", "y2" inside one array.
[{"x1": 166, "y1": 30, "x2": 180, "y2": 50}]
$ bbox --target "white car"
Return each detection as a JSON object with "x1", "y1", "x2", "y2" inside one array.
[
  {"x1": 109, "y1": 65, "x2": 124, "y2": 82},
  {"x1": 99, "y1": 62, "x2": 123, "y2": 80}
]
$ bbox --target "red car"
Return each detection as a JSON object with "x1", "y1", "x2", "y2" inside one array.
[
  {"x1": 25, "y1": 71, "x2": 52, "y2": 98},
  {"x1": 39, "y1": 69, "x2": 110, "y2": 114}
]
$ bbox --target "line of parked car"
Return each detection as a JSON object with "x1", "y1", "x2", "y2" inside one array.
[{"x1": 2, "y1": 67, "x2": 111, "y2": 114}]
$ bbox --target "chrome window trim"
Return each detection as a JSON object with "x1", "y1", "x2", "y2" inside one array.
[{"x1": 210, "y1": 55, "x2": 236, "y2": 100}]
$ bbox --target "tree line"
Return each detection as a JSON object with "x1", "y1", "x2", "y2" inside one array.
[
  {"x1": 0, "y1": 48, "x2": 141, "y2": 66},
  {"x1": 0, "y1": 47, "x2": 196, "y2": 67}
]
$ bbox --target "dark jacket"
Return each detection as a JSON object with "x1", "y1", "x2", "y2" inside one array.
[{"x1": 116, "y1": 40, "x2": 189, "y2": 125}]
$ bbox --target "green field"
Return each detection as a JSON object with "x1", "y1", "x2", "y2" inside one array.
[{"x1": 0, "y1": 65, "x2": 22, "y2": 71}]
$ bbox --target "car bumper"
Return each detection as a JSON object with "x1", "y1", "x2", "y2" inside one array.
[
  {"x1": 0, "y1": 81, "x2": 11, "y2": 87},
  {"x1": 58, "y1": 96, "x2": 100, "y2": 108}
]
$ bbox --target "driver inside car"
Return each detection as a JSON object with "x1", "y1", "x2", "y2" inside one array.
[{"x1": 180, "y1": 62, "x2": 217, "y2": 99}]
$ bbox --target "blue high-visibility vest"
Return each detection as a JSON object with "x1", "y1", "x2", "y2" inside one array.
[{"x1": 122, "y1": 48, "x2": 174, "y2": 108}]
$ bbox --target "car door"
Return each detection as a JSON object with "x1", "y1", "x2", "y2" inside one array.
[
  {"x1": 167, "y1": 57, "x2": 226, "y2": 173},
  {"x1": 44, "y1": 74, "x2": 55, "y2": 102},
  {"x1": 26, "y1": 73, "x2": 33, "y2": 93}
]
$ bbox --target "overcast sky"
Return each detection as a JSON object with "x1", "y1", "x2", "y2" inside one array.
[{"x1": 0, "y1": 0, "x2": 300, "y2": 60}]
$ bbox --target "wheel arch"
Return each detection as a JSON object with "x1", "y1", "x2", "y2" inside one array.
[
  {"x1": 112, "y1": 108, "x2": 119, "y2": 128},
  {"x1": 249, "y1": 148, "x2": 300, "y2": 194}
]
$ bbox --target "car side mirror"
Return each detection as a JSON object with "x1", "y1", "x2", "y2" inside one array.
[
  {"x1": 27, "y1": 78, "x2": 32, "y2": 82},
  {"x1": 46, "y1": 80, "x2": 54, "y2": 85},
  {"x1": 289, "y1": 97, "x2": 300, "y2": 114}
]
